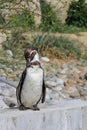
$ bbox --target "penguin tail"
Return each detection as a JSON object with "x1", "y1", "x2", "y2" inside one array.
[{"x1": 3, "y1": 97, "x2": 18, "y2": 108}]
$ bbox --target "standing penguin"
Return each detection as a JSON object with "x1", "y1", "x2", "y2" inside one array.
[{"x1": 16, "y1": 46, "x2": 46, "y2": 110}]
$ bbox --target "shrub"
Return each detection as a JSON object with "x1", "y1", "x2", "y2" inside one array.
[
  {"x1": 0, "y1": 14, "x2": 5, "y2": 25},
  {"x1": 66, "y1": 0, "x2": 87, "y2": 28},
  {"x1": 3, "y1": 31, "x2": 26, "y2": 58},
  {"x1": 0, "y1": 0, "x2": 16, "y2": 3},
  {"x1": 33, "y1": 34, "x2": 81, "y2": 59},
  {"x1": 8, "y1": 10, "x2": 35, "y2": 30},
  {"x1": 39, "y1": 0, "x2": 84, "y2": 33},
  {"x1": 40, "y1": 0, "x2": 65, "y2": 32},
  {"x1": 3, "y1": 32, "x2": 81, "y2": 59}
]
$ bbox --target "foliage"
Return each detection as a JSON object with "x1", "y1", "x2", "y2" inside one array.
[
  {"x1": 39, "y1": 0, "x2": 86, "y2": 33},
  {"x1": 66, "y1": 0, "x2": 87, "y2": 28},
  {"x1": 3, "y1": 31, "x2": 81, "y2": 59},
  {"x1": 8, "y1": 10, "x2": 35, "y2": 30},
  {"x1": 0, "y1": 0, "x2": 16, "y2": 4},
  {"x1": 3, "y1": 31, "x2": 25, "y2": 59},
  {"x1": 40, "y1": 0, "x2": 58, "y2": 31},
  {"x1": 33, "y1": 34, "x2": 81, "y2": 59},
  {"x1": 40, "y1": 0, "x2": 69, "y2": 33},
  {"x1": 0, "y1": 0, "x2": 87, "y2": 33},
  {"x1": 0, "y1": 14, "x2": 5, "y2": 25},
  {"x1": 0, "y1": 0, "x2": 35, "y2": 31}
]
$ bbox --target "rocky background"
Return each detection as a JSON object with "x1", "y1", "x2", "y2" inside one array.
[
  {"x1": 0, "y1": 0, "x2": 87, "y2": 109},
  {"x1": 0, "y1": 32, "x2": 87, "y2": 109},
  {"x1": 0, "y1": 0, "x2": 79, "y2": 26}
]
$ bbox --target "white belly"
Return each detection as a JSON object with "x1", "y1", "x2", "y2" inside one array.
[{"x1": 21, "y1": 66, "x2": 43, "y2": 108}]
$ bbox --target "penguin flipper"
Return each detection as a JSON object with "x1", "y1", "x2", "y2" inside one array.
[
  {"x1": 16, "y1": 69, "x2": 26, "y2": 106},
  {"x1": 41, "y1": 79, "x2": 46, "y2": 103}
]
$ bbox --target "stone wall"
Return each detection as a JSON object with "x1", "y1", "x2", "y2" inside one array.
[
  {"x1": 28, "y1": 0, "x2": 41, "y2": 26},
  {"x1": 1, "y1": 0, "x2": 41, "y2": 26},
  {"x1": 0, "y1": 100, "x2": 87, "y2": 130},
  {"x1": 44, "y1": 0, "x2": 78, "y2": 23},
  {"x1": 0, "y1": 0, "x2": 86, "y2": 26}
]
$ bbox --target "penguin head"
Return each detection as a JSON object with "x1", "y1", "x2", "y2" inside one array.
[{"x1": 24, "y1": 46, "x2": 39, "y2": 64}]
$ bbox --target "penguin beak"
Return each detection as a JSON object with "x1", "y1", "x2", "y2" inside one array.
[
  {"x1": 29, "y1": 50, "x2": 37, "y2": 61},
  {"x1": 24, "y1": 49, "x2": 37, "y2": 66}
]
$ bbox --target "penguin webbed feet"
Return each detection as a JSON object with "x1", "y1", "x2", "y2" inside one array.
[
  {"x1": 32, "y1": 105, "x2": 40, "y2": 111},
  {"x1": 19, "y1": 105, "x2": 28, "y2": 110},
  {"x1": 19, "y1": 104, "x2": 40, "y2": 111}
]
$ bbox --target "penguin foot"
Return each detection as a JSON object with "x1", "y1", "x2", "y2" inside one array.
[
  {"x1": 19, "y1": 105, "x2": 40, "y2": 111},
  {"x1": 19, "y1": 105, "x2": 28, "y2": 110},
  {"x1": 32, "y1": 105, "x2": 40, "y2": 111}
]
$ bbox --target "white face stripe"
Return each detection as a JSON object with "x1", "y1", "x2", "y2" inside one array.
[
  {"x1": 31, "y1": 53, "x2": 40, "y2": 63},
  {"x1": 29, "y1": 50, "x2": 40, "y2": 63},
  {"x1": 30, "y1": 50, "x2": 37, "y2": 55}
]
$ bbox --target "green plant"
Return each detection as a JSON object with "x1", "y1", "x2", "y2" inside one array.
[
  {"x1": 33, "y1": 33, "x2": 81, "y2": 59},
  {"x1": 2, "y1": 31, "x2": 82, "y2": 60},
  {"x1": 0, "y1": 14, "x2": 5, "y2": 25},
  {"x1": 66, "y1": 0, "x2": 87, "y2": 28},
  {"x1": 3, "y1": 31, "x2": 26, "y2": 59},
  {"x1": 0, "y1": 0, "x2": 16, "y2": 3},
  {"x1": 39, "y1": 0, "x2": 86, "y2": 33},
  {"x1": 40, "y1": 0, "x2": 65, "y2": 32},
  {"x1": 8, "y1": 10, "x2": 35, "y2": 30}
]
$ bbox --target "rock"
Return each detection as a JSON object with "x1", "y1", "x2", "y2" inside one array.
[
  {"x1": 46, "y1": 73, "x2": 57, "y2": 80},
  {"x1": 5, "y1": 30, "x2": 12, "y2": 40},
  {"x1": 0, "y1": 96, "x2": 8, "y2": 109},
  {"x1": 0, "y1": 71, "x2": 7, "y2": 78},
  {"x1": 0, "y1": 85, "x2": 16, "y2": 97},
  {"x1": 45, "y1": 88, "x2": 52, "y2": 102},
  {"x1": 44, "y1": 60, "x2": 87, "y2": 100},
  {"x1": 3, "y1": 96, "x2": 17, "y2": 107},
  {"x1": 54, "y1": 85, "x2": 63, "y2": 91},
  {"x1": 45, "y1": 0, "x2": 76, "y2": 23},
  {"x1": 41, "y1": 57, "x2": 50, "y2": 62},
  {"x1": 8, "y1": 74, "x2": 17, "y2": 81},
  {"x1": 77, "y1": 86, "x2": 87, "y2": 96},
  {"x1": 45, "y1": 81, "x2": 57, "y2": 88},
  {"x1": 79, "y1": 74, "x2": 85, "y2": 80},
  {"x1": 1, "y1": 1, "x2": 41, "y2": 27},
  {"x1": 0, "y1": 32, "x2": 7, "y2": 44},
  {"x1": 55, "y1": 72, "x2": 60, "y2": 77},
  {"x1": 28, "y1": 0, "x2": 41, "y2": 26},
  {"x1": 72, "y1": 68, "x2": 81, "y2": 73},
  {"x1": 5, "y1": 50, "x2": 13, "y2": 58},
  {"x1": 1, "y1": 73, "x2": 7, "y2": 78},
  {"x1": 51, "y1": 90, "x2": 60, "y2": 100},
  {"x1": 0, "y1": 82, "x2": 6, "y2": 87},
  {"x1": 68, "y1": 87, "x2": 80, "y2": 98},
  {"x1": 59, "y1": 67, "x2": 69, "y2": 74},
  {"x1": 64, "y1": 81, "x2": 70, "y2": 87},
  {"x1": 82, "y1": 96, "x2": 87, "y2": 100},
  {"x1": 56, "y1": 78, "x2": 64, "y2": 85},
  {"x1": 4, "y1": 67, "x2": 13, "y2": 73}
]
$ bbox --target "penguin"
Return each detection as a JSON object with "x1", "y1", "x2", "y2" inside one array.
[{"x1": 16, "y1": 46, "x2": 46, "y2": 110}]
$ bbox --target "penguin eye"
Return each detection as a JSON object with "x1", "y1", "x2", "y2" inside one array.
[
  {"x1": 27, "y1": 54, "x2": 31, "y2": 58},
  {"x1": 30, "y1": 51, "x2": 36, "y2": 60}
]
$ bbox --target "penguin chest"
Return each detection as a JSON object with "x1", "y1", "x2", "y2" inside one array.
[{"x1": 21, "y1": 67, "x2": 43, "y2": 108}]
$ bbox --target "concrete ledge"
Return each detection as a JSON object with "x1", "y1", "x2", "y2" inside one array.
[{"x1": 0, "y1": 100, "x2": 87, "y2": 130}]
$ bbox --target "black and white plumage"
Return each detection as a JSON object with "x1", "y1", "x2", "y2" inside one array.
[{"x1": 16, "y1": 47, "x2": 46, "y2": 110}]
